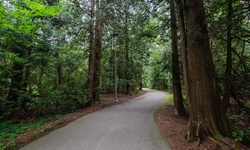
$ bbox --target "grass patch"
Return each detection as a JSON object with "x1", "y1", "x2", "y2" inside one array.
[
  {"x1": 0, "y1": 114, "x2": 61, "y2": 150},
  {"x1": 165, "y1": 93, "x2": 173, "y2": 105},
  {"x1": 157, "y1": 93, "x2": 173, "y2": 111}
]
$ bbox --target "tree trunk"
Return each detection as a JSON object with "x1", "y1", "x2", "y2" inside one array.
[
  {"x1": 38, "y1": 65, "x2": 45, "y2": 94},
  {"x1": 139, "y1": 67, "x2": 143, "y2": 90},
  {"x1": 56, "y1": 53, "x2": 63, "y2": 85},
  {"x1": 57, "y1": 63, "x2": 63, "y2": 85},
  {"x1": 223, "y1": 0, "x2": 233, "y2": 113},
  {"x1": 20, "y1": 49, "x2": 32, "y2": 109},
  {"x1": 125, "y1": 6, "x2": 132, "y2": 96},
  {"x1": 185, "y1": 0, "x2": 231, "y2": 142},
  {"x1": 93, "y1": 1, "x2": 104, "y2": 103},
  {"x1": 87, "y1": 0, "x2": 96, "y2": 106},
  {"x1": 176, "y1": 0, "x2": 190, "y2": 104},
  {"x1": 7, "y1": 62, "x2": 24, "y2": 109},
  {"x1": 170, "y1": 0, "x2": 187, "y2": 117}
]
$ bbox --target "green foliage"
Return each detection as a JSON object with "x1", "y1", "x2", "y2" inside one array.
[
  {"x1": 142, "y1": 19, "x2": 159, "y2": 38},
  {"x1": 230, "y1": 114, "x2": 242, "y2": 123},
  {"x1": 230, "y1": 111, "x2": 250, "y2": 142},
  {"x1": 0, "y1": 98, "x2": 13, "y2": 120},
  {"x1": 28, "y1": 84, "x2": 88, "y2": 115},
  {"x1": 24, "y1": 0, "x2": 61, "y2": 17},
  {"x1": 0, "y1": 115, "x2": 61, "y2": 150},
  {"x1": 209, "y1": 0, "x2": 250, "y2": 117},
  {"x1": 231, "y1": 129, "x2": 250, "y2": 142},
  {"x1": 143, "y1": 42, "x2": 172, "y2": 90},
  {"x1": 0, "y1": 0, "x2": 90, "y2": 120},
  {"x1": 232, "y1": 130, "x2": 244, "y2": 142}
]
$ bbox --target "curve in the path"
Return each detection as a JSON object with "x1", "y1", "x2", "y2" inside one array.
[{"x1": 20, "y1": 89, "x2": 171, "y2": 150}]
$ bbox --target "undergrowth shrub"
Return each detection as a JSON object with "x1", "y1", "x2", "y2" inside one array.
[{"x1": 29, "y1": 84, "x2": 88, "y2": 115}]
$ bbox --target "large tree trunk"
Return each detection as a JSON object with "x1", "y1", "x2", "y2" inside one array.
[
  {"x1": 223, "y1": 0, "x2": 233, "y2": 113},
  {"x1": 170, "y1": 0, "x2": 187, "y2": 117},
  {"x1": 93, "y1": 1, "x2": 104, "y2": 103},
  {"x1": 176, "y1": 0, "x2": 190, "y2": 104},
  {"x1": 184, "y1": 0, "x2": 231, "y2": 142},
  {"x1": 87, "y1": 0, "x2": 96, "y2": 106}
]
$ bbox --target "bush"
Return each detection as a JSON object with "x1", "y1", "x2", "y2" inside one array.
[
  {"x1": 29, "y1": 84, "x2": 88, "y2": 115},
  {"x1": 0, "y1": 98, "x2": 14, "y2": 120}
]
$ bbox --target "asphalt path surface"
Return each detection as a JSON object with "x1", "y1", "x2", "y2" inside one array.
[{"x1": 20, "y1": 89, "x2": 171, "y2": 150}]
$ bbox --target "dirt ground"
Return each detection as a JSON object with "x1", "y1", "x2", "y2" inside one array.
[
  {"x1": 5, "y1": 91, "x2": 249, "y2": 150},
  {"x1": 155, "y1": 104, "x2": 250, "y2": 150}
]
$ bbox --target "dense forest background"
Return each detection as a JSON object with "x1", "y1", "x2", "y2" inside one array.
[{"x1": 0, "y1": 0, "x2": 250, "y2": 148}]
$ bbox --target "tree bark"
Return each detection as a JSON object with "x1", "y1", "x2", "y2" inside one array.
[
  {"x1": 223, "y1": 0, "x2": 233, "y2": 113},
  {"x1": 93, "y1": 0, "x2": 104, "y2": 103},
  {"x1": 57, "y1": 63, "x2": 63, "y2": 85},
  {"x1": 176, "y1": 0, "x2": 190, "y2": 104},
  {"x1": 56, "y1": 52, "x2": 63, "y2": 86},
  {"x1": 20, "y1": 49, "x2": 32, "y2": 109},
  {"x1": 170, "y1": 0, "x2": 187, "y2": 117},
  {"x1": 185, "y1": 0, "x2": 231, "y2": 142},
  {"x1": 7, "y1": 62, "x2": 24, "y2": 109},
  {"x1": 125, "y1": 5, "x2": 132, "y2": 96},
  {"x1": 87, "y1": 0, "x2": 96, "y2": 106}
]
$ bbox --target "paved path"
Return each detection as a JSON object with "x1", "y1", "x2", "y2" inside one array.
[{"x1": 20, "y1": 89, "x2": 171, "y2": 150}]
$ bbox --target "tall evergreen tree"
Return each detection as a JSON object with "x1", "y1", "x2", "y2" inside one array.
[
  {"x1": 170, "y1": 0, "x2": 186, "y2": 117},
  {"x1": 88, "y1": 0, "x2": 96, "y2": 106},
  {"x1": 184, "y1": 0, "x2": 231, "y2": 141}
]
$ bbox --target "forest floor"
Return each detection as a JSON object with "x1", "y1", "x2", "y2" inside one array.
[
  {"x1": 155, "y1": 103, "x2": 250, "y2": 150},
  {"x1": 5, "y1": 90, "x2": 249, "y2": 150}
]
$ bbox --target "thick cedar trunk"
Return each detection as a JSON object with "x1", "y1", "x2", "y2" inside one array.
[
  {"x1": 185, "y1": 0, "x2": 231, "y2": 141},
  {"x1": 170, "y1": 0, "x2": 187, "y2": 117},
  {"x1": 125, "y1": 8, "x2": 132, "y2": 96},
  {"x1": 176, "y1": 0, "x2": 190, "y2": 103},
  {"x1": 87, "y1": 0, "x2": 95, "y2": 106},
  {"x1": 223, "y1": 0, "x2": 233, "y2": 113},
  {"x1": 93, "y1": 1, "x2": 104, "y2": 103}
]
